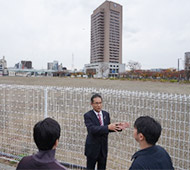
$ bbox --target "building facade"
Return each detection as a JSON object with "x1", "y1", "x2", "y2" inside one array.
[
  {"x1": 0, "y1": 56, "x2": 8, "y2": 76},
  {"x1": 15, "y1": 61, "x2": 32, "y2": 69},
  {"x1": 0, "y1": 56, "x2": 7, "y2": 70},
  {"x1": 91, "y1": 1, "x2": 122, "y2": 64},
  {"x1": 185, "y1": 52, "x2": 190, "y2": 80},
  {"x1": 185, "y1": 52, "x2": 190, "y2": 70},
  {"x1": 85, "y1": 1, "x2": 125, "y2": 78},
  {"x1": 47, "y1": 61, "x2": 58, "y2": 70},
  {"x1": 84, "y1": 62, "x2": 125, "y2": 78}
]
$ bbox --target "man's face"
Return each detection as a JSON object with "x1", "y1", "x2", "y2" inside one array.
[{"x1": 91, "y1": 97, "x2": 102, "y2": 113}]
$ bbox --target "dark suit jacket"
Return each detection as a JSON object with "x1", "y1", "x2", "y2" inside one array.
[
  {"x1": 16, "y1": 149, "x2": 66, "y2": 170},
  {"x1": 84, "y1": 110, "x2": 111, "y2": 159}
]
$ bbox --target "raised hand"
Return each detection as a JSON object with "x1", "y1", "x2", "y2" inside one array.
[
  {"x1": 116, "y1": 122, "x2": 130, "y2": 130},
  {"x1": 108, "y1": 123, "x2": 122, "y2": 131}
]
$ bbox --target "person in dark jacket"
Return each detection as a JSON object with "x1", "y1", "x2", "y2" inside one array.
[
  {"x1": 84, "y1": 93, "x2": 129, "y2": 170},
  {"x1": 16, "y1": 117, "x2": 66, "y2": 170},
  {"x1": 129, "y1": 116, "x2": 174, "y2": 170}
]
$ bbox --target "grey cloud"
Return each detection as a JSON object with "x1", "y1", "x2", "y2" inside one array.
[{"x1": 0, "y1": 0, "x2": 190, "y2": 70}]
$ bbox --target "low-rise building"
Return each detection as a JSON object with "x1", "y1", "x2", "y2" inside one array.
[
  {"x1": 15, "y1": 60, "x2": 32, "y2": 69},
  {"x1": 84, "y1": 62, "x2": 125, "y2": 78},
  {"x1": 0, "y1": 56, "x2": 8, "y2": 76},
  {"x1": 47, "y1": 61, "x2": 59, "y2": 70}
]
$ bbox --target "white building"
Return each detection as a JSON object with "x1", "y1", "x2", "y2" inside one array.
[
  {"x1": 47, "y1": 61, "x2": 58, "y2": 70},
  {"x1": 84, "y1": 62, "x2": 125, "y2": 78}
]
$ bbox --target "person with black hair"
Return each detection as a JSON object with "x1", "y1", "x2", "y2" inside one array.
[
  {"x1": 129, "y1": 116, "x2": 174, "y2": 170},
  {"x1": 16, "y1": 117, "x2": 66, "y2": 170},
  {"x1": 84, "y1": 93, "x2": 129, "y2": 170}
]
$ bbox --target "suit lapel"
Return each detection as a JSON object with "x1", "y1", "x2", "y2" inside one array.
[
  {"x1": 102, "y1": 111, "x2": 108, "y2": 125},
  {"x1": 91, "y1": 110, "x2": 101, "y2": 125}
]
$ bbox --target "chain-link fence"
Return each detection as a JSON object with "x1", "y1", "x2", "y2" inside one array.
[{"x1": 0, "y1": 84, "x2": 189, "y2": 169}]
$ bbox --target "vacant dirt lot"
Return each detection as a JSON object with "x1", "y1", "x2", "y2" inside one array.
[
  {"x1": 0, "y1": 76, "x2": 189, "y2": 94},
  {"x1": 0, "y1": 76, "x2": 189, "y2": 169}
]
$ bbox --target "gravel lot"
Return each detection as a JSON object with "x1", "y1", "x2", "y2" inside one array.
[{"x1": 0, "y1": 76, "x2": 190, "y2": 94}]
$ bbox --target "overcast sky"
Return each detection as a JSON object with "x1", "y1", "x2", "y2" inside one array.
[{"x1": 0, "y1": 0, "x2": 190, "y2": 70}]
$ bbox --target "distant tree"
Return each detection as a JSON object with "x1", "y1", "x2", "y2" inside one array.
[
  {"x1": 185, "y1": 71, "x2": 190, "y2": 81},
  {"x1": 86, "y1": 68, "x2": 96, "y2": 78},
  {"x1": 127, "y1": 60, "x2": 141, "y2": 71},
  {"x1": 99, "y1": 62, "x2": 109, "y2": 78}
]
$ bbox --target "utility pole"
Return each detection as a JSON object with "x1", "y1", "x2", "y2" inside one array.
[{"x1": 72, "y1": 53, "x2": 74, "y2": 71}]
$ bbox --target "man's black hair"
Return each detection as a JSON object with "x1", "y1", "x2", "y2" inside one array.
[
  {"x1": 134, "y1": 116, "x2": 162, "y2": 145},
  {"x1": 91, "y1": 93, "x2": 102, "y2": 103},
  {"x1": 33, "y1": 117, "x2": 61, "y2": 151}
]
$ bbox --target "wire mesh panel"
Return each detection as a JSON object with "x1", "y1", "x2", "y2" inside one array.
[
  {"x1": 102, "y1": 91, "x2": 190, "y2": 170},
  {"x1": 46, "y1": 87, "x2": 92, "y2": 167},
  {"x1": 0, "y1": 85, "x2": 45, "y2": 158},
  {"x1": 0, "y1": 84, "x2": 189, "y2": 170}
]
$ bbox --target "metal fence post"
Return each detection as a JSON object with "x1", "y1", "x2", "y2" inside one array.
[{"x1": 44, "y1": 87, "x2": 48, "y2": 118}]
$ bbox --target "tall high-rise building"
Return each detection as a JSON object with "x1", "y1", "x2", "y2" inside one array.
[
  {"x1": 91, "y1": 1, "x2": 122, "y2": 64},
  {"x1": 185, "y1": 52, "x2": 190, "y2": 70},
  {"x1": 185, "y1": 52, "x2": 190, "y2": 80},
  {"x1": 85, "y1": 1, "x2": 125, "y2": 78}
]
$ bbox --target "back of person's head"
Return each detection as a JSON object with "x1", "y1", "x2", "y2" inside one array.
[
  {"x1": 91, "y1": 93, "x2": 102, "y2": 103},
  {"x1": 33, "y1": 117, "x2": 61, "y2": 151},
  {"x1": 134, "y1": 116, "x2": 162, "y2": 145}
]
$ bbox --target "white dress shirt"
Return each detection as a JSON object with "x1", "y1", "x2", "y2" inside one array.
[{"x1": 93, "y1": 110, "x2": 104, "y2": 126}]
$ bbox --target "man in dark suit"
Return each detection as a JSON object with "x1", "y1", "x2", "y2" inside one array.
[{"x1": 84, "y1": 93, "x2": 129, "y2": 170}]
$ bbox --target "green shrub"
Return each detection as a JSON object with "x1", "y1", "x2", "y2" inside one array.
[{"x1": 170, "y1": 79, "x2": 178, "y2": 83}]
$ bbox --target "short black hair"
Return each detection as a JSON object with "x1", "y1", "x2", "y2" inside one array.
[
  {"x1": 91, "y1": 93, "x2": 102, "y2": 103},
  {"x1": 134, "y1": 116, "x2": 162, "y2": 145},
  {"x1": 33, "y1": 117, "x2": 61, "y2": 150}
]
